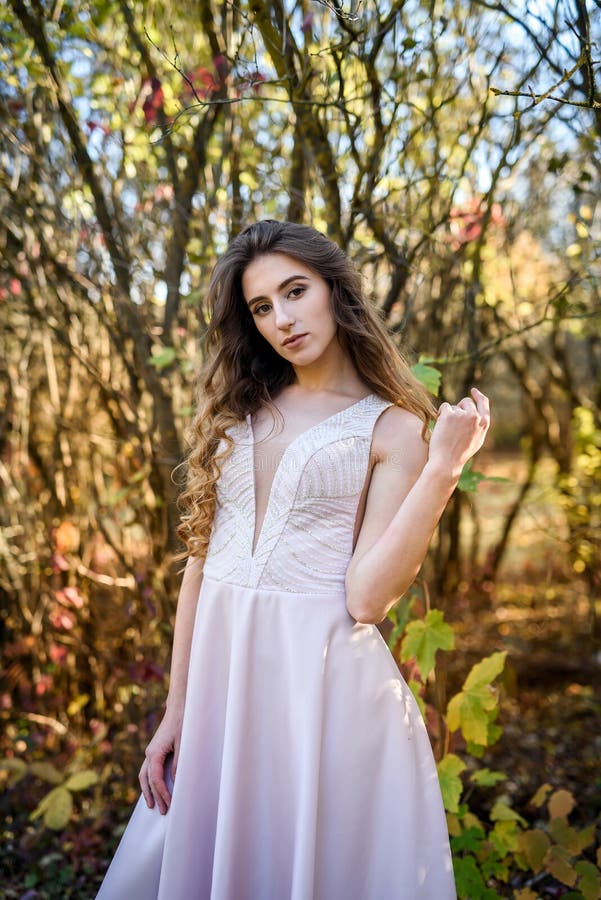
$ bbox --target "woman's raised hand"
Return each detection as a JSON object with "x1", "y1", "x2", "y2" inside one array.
[
  {"x1": 138, "y1": 706, "x2": 184, "y2": 815},
  {"x1": 427, "y1": 387, "x2": 491, "y2": 481}
]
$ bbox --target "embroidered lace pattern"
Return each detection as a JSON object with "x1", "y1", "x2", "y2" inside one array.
[{"x1": 201, "y1": 394, "x2": 394, "y2": 593}]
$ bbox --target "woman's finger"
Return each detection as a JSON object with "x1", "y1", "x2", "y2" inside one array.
[
  {"x1": 456, "y1": 397, "x2": 479, "y2": 415},
  {"x1": 148, "y1": 755, "x2": 171, "y2": 815},
  {"x1": 172, "y1": 740, "x2": 180, "y2": 780},
  {"x1": 139, "y1": 760, "x2": 154, "y2": 810},
  {"x1": 471, "y1": 387, "x2": 491, "y2": 427}
]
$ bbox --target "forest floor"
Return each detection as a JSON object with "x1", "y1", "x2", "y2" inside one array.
[{"x1": 446, "y1": 451, "x2": 600, "y2": 828}]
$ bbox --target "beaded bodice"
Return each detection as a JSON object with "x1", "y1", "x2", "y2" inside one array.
[{"x1": 202, "y1": 394, "x2": 394, "y2": 593}]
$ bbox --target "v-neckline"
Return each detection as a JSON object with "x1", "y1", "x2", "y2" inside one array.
[{"x1": 247, "y1": 392, "x2": 376, "y2": 559}]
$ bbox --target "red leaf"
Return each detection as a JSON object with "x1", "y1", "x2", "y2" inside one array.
[
  {"x1": 48, "y1": 606, "x2": 76, "y2": 630},
  {"x1": 35, "y1": 674, "x2": 54, "y2": 696},
  {"x1": 236, "y1": 71, "x2": 267, "y2": 95},
  {"x1": 213, "y1": 54, "x2": 230, "y2": 79},
  {"x1": 49, "y1": 643, "x2": 68, "y2": 665},
  {"x1": 87, "y1": 119, "x2": 111, "y2": 136},
  {"x1": 128, "y1": 659, "x2": 165, "y2": 683},
  {"x1": 302, "y1": 12, "x2": 314, "y2": 33},
  {"x1": 142, "y1": 76, "x2": 164, "y2": 124},
  {"x1": 49, "y1": 553, "x2": 70, "y2": 573},
  {"x1": 55, "y1": 586, "x2": 85, "y2": 609},
  {"x1": 181, "y1": 66, "x2": 220, "y2": 103}
]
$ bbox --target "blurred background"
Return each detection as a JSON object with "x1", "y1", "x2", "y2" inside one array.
[{"x1": 1, "y1": 1, "x2": 599, "y2": 897}]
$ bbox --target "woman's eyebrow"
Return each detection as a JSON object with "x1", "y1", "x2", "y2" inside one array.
[{"x1": 246, "y1": 275, "x2": 310, "y2": 306}]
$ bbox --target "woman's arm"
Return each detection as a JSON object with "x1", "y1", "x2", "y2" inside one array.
[
  {"x1": 345, "y1": 388, "x2": 490, "y2": 624},
  {"x1": 138, "y1": 554, "x2": 204, "y2": 814},
  {"x1": 165, "y1": 555, "x2": 204, "y2": 713}
]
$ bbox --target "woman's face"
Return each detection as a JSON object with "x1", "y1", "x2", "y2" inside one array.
[{"x1": 241, "y1": 253, "x2": 338, "y2": 364}]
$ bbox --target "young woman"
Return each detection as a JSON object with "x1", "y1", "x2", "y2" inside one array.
[{"x1": 97, "y1": 220, "x2": 490, "y2": 899}]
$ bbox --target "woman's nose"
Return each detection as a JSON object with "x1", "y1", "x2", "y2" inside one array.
[{"x1": 274, "y1": 302, "x2": 295, "y2": 327}]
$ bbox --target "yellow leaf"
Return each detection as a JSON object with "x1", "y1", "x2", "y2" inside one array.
[
  {"x1": 544, "y1": 845, "x2": 577, "y2": 887},
  {"x1": 548, "y1": 789, "x2": 575, "y2": 819},
  {"x1": 447, "y1": 685, "x2": 497, "y2": 744},
  {"x1": 518, "y1": 828, "x2": 551, "y2": 874},
  {"x1": 464, "y1": 651, "x2": 507, "y2": 689},
  {"x1": 463, "y1": 811, "x2": 483, "y2": 831},
  {"x1": 530, "y1": 783, "x2": 552, "y2": 807},
  {"x1": 67, "y1": 694, "x2": 90, "y2": 716},
  {"x1": 446, "y1": 812, "x2": 461, "y2": 837}
]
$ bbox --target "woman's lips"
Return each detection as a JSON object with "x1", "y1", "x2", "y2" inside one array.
[{"x1": 282, "y1": 333, "x2": 307, "y2": 348}]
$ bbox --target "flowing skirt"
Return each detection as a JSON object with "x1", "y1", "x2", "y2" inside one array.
[{"x1": 97, "y1": 576, "x2": 456, "y2": 899}]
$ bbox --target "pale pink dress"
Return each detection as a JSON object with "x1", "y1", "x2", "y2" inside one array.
[{"x1": 97, "y1": 394, "x2": 456, "y2": 899}]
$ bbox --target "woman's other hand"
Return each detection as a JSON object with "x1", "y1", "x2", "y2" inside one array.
[
  {"x1": 138, "y1": 706, "x2": 184, "y2": 815},
  {"x1": 427, "y1": 387, "x2": 491, "y2": 481}
]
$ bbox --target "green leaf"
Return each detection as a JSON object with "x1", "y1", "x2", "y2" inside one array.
[
  {"x1": 451, "y1": 825, "x2": 485, "y2": 854},
  {"x1": 437, "y1": 753, "x2": 466, "y2": 812},
  {"x1": 64, "y1": 770, "x2": 99, "y2": 792},
  {"x1": 457, "y1": 460, "x2": 510, "y2": 493},
  {"x1": 30, "y1": 788, "x2": 56, "y2": 821},
  {"x1": 465, "y1": 740, "x2": 485, "y2": 758},
  {"x1": 452, "y1": 855, "x2": 498, "y2": 900},
  {"x1": 457, "y1": 460, "x2": 486, "y2": 492},
  {"x1": 486, "y1": 721, "x2": 503, "y2": 747},
  {"x1": 29, "y1": 762, "x2": 63, "y2": 785},
  {"x1": 386, "y1": 594, "x2": 416, "y2": 650},
  {"x1": 490, "y1": 798, "x2": 527, "y2": 826},
  {"x1": 410, "y1": 360, "x2": 442, "y2": 396},
  {"x1": 30, "y1": 784, "x2": 73, "y2": 828},
  {"x1": 43, "y1": 786, "x2": 73, "y2": 830},
  {"x1": 148, "y1": 347, "x2": 176, "y2": 370},
  {"x1": 400, "y1": 609, "x2": 455, "y2": 679},
  {"x1": 575, "y1": 860, "x2": 601, "y2": 900},
  {"x1": 407, "y1": 679, "x2": 426, "y2": 716},
  {"x1": 0, "y1": 757, "x2": 27, "y2": 788},
  {"x1": 469, "y1": 768, "x2": 506, "y2": 787}
]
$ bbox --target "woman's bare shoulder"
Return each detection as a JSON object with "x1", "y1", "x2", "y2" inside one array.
[{"x1": 371, "y1": 403, "x2": 428, "y2": 467}]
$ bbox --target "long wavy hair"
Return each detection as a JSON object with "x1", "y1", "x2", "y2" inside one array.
[{"x1": 175, "y1": 219, "x2": 436, "y2": 562}]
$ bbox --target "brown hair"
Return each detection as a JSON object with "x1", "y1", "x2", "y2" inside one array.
[{"x1": 175, "y1": 220, "x2": 436, "y2": 562}]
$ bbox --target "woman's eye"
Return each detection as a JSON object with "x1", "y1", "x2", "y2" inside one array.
[
  {"x1": 253, "y1": 304, "x2": 271, "y2": 315},
  {"x1": 289, "y1": 286, "x2": 305, "y2": 298}
]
